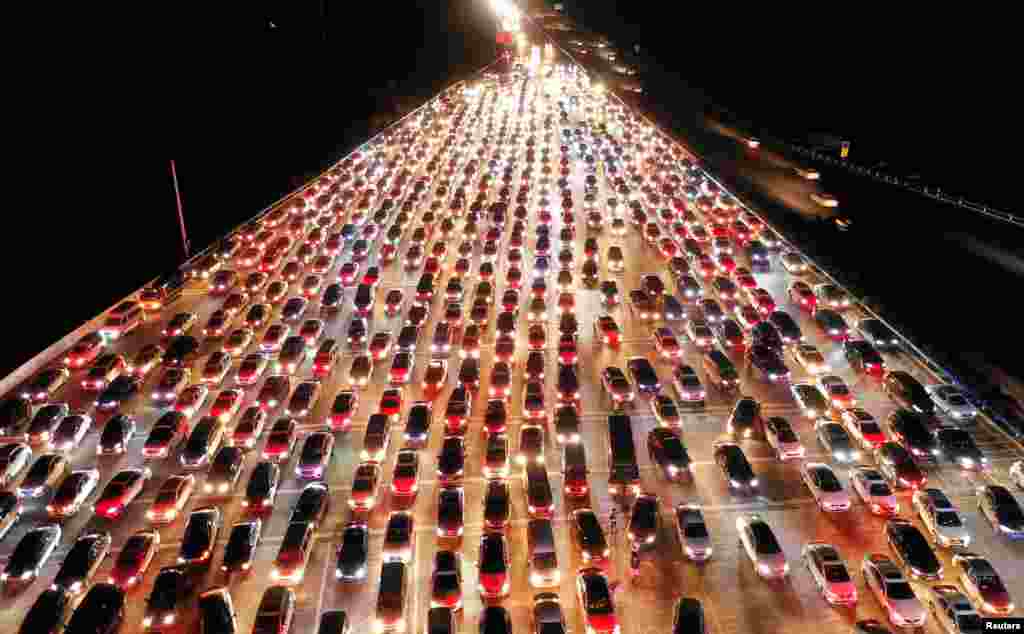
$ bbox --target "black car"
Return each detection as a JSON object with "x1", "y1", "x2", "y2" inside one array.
[
  {"x1": 204, "y1": 447, "x2": 246, "y2": 495},
  {"x1": 64, "y1": 583, "x2": 125, "y2": 634},
  {"x1": 935, "y1": 428, "x2": 986, "y2": 469},
  {"x1": 858, "y1": 318, "x2": 900, "y2": 350},
  {"x1": 290, "y1": 482, "x2": 330, "y2": 526},
  {"x1": 197, "y1": 588, "x2": 237, "y2": 634},
  {"x1": 648, "y1": 428, "x2": 692, "y2": 481},
  {"x1": 672, "y1": 597, "x2": 706, "y2": 634},
  {"x1": 626, "y1": 357, "x2": 660, "y2": 394},
  {"x1": 884, "y1": 371, "x2": 934, "y2": 416},
  {"x1": 750, "y1": 321, "x2": 783, "y2": 352},
  {"x1": 18, "y1": 586, "x2": 71, "y2": 634},
  {"x1": 887, "y1": 409, "x2": 940, "y2": 464},
  {"x1": 0, "y1": 396, "x2": 32, "y2": 436},
  {"x1": 321, "y1": 283, "x2": 344, "y2": 313},
  {"x1": 144, "y1": 565, "x2": 193, "y2": 628},
  {"x1": 844, "y1": 340, "x2": 886, "y2": 374},
  {"x1": 714, "y1": 442, "x2": 757, "y2": 490},
  {"x1": 318, "y1": 611, "x2": 350, "y2": 634},
  {"x1": 179, "y1": 507, "x2": 221, "y2": 567},
  {"x1": 97, "y1": 375, "x2": 142, "y2": 410},
  {"x1": 222, "y1": 520, "x2": 261, "y2": 574},
  {"x1": 53, "y1": 531, "x2": 112, "y2": 594},
  {"x1": 748, "y1": 344, "x2": 789, "y2": 382},
  {"x1": 438, "y1": 437, "x2": 465, "y2": 483},
  {"x1": 886, "y1": 518, "x2": 942, "y2": 581},
  {"x1": 335, "y1": 522, "x2": 369, "y2": 582},
  {"x1": 727, "y1": 397, "x2": 763, "y2": 438},
  {"x1": 25, "y1": 403, "x2": 68, "y2": 444},
  {"x1": 437, "y1": 486, "x2": 465, "y2": 538},
  {"x1": 163, "y1": 336, "x2": 200, "y2": 368},
  {"x1": 663, "y1": 295, "x2": 686, "y2": 321},
  {"x1": 98, "y1": 414, "x2": 136, "y2": 455},
  {"x1": 397, "y1": 325, "x2": 419, "y2": 351},
  {"x1": 767, "y1": 311, "x2": 802, "y2": 344},
  {"x1": 244, "y1": 461, "x2": 280, "y2": 511},
  {"x1": 875, "y1": 441, "x2": 927, "y2": 489}
]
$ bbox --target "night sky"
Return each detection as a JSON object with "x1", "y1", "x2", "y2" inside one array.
[{"x1": 4, "y1": 1, "x2": 1018, "y2": 381}]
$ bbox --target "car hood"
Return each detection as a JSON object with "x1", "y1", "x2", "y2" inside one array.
[
  {"x1": 756, "y1": 552, "x2": 787, "y2": 569},
  {"x1": 585, "y1": 612, "x2": 618, "y2": 633},
  {"x1": 889, "y1": 597, "x2": 926, "y2": 621},
  {"x1": 479, "y1": 571, "x2": 506, "y2": 593}
]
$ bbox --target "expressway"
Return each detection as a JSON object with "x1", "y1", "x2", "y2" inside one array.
[{"x1": 1, "y1": 36, "x2": 1023, "y2": 634}]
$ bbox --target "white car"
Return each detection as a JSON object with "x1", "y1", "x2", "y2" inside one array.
[
  {"x1": 780, "y1": 251, "x2": 808, "y2": 274},
  {"x1": 924, "y1": 384, "x2": 978, "y2": 422},
  {"x1": 736, "y1": 514, "x2": 788, "y2": 579},
  {"x1": 763, "y1": 417, "x2": 805, "y2": 461},
  {"x1": 849, "y1": 466, "x2": 899, "y2": 516},
  {"x1": 840, "y1": 408, "x2": 887, "y2": 450},
  {"x1": 791, "y1": 383, "x2": 829, "y2": 419},
  {"x1": 790, "y1": 343, "x2": 830, "y2": 375},
  {"x1": 862, "y1": 553, "x2": 927, "y2": 629},
  {"x1": 801, "y1": 542, "x2": 857, "y2": 605},
  {"x1": 913, "y1": 488, "x2": 971, "y2": 548},
  {"x1": 802, "y1": 463, "x2": 850, "y2": 512},
  {"x1": 1011, "y1": 460, "x2": 1024, "y2": 490},
  {"x1": 951, "y1": 552, "x2": 1015, "y2": 617},
  {"x1": 924, "y1": 585, "x2": 982, "y2": 634}
]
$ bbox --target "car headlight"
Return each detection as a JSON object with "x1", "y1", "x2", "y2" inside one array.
[{"x1": 749, "y1": 478, "x2": 759, "y2": 487}]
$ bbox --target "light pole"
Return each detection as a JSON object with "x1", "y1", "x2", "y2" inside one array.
[{"x1": 169, "y1": 160, "x2": 190, "y2": 259}]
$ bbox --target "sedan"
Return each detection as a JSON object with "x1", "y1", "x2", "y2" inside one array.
[
  {"x1": 802, "y1": 462, "x2": 851, "y2": 512},
  {"x1": 737, "y1": 514, "x2": 788, "y2": 579},
  {"x1": 802, "y1": 542, "x2": 857, "y2": 605}
]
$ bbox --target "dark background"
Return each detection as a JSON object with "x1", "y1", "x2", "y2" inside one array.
[{"x1": 4, "y1": 1, "x2": 1019, "y2": 383}]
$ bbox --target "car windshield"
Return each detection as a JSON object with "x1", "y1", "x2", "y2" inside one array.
[
  {"x1": 901, "y1": 530, "x2": 936, "y2": 560},
  {"x1": 976, "y1": 573, "x2": 1005, "y2": 592},
  {"x1": 301, "y1": 438, "x2": 326, "y2": 462},
  {"x1": 150, "y1": 573, "x2": 181, "y2": 610},
  {"x1": 935, "y1": 510, "x2": 962, "y2": 527},
  {"x1": 869, "y1": 482, "x2": 892, "y2": 496},
  {"x1": 181, "y1": 518, "x2": 213, "y2": 558},
  {"x1": 776, "y1": 426, "x2": 798, "y2": 443},
  {"x1": 823, "y1": 564, "x2": 850, "y2": 583},
  {"x1": 886, "y1": 581, "x2": 915, "y2": 600},
  {"x1": 816, "y1": 469, "x2": 842, "y2": 492},
  {"x1": 480, "y1": 539, "x2": 505, "y2": 572},
  {"x1": 750, "y1": 522, "x2": 781, "y2": 554},
  {"x1": 725, "y1": 449, "x2": 751, "y2": 476},
  {"x1": 224, "y1": 528, "x2": 253, "y2": 562},
  {"x1": 683, "y1": 518, "x2": 708, "y2": 539}
]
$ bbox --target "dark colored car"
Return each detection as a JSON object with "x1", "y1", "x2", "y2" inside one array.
[
  {"x1": 714, "y1": 442, "x2": 757, "y2": 491},
  {"x1": 18, "y1": 587, "x2": 71, "y2": 634},
  {"x1": 888, "y1": 409, "x2": 940, "y2": 464},
  {"x1": 884, "y1": 371, "x2": 935, "y2": 416},
  {"x1": 64, "y1": 583, "x2": 125, "y2": 634},
  {"x1": 886, "y1": 519, "x2": 943, "y2": 581}
]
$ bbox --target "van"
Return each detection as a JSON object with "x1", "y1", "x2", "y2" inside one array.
[
  {"x1": 99, "y1": 301, "x2": 145, "y2": 339},
  {"x1": 375, "y1": 561, "x2": 408, "y2": 632},
  {"x1": 562, "y1": 443, "x2": 589, "y2": 498},
  {"x1": 702, "y1": 349, "x2": 739, "y2": 391},
  {"x1": 527, "y1": 519, "x2": 559, "y2": 587}
]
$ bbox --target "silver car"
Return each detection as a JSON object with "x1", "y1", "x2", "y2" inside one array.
[
  {"x1": 913, "y1": 488, "x2": 971, "y2": 548},
  {"x1": 737, "y1": 514, "x2": 788, "y2": 579},
  {"x1": 815, "y1": 419, "x2": 861, "y2": 463},
  {"x1": 675, "y1": 504, "x2": 712, "y2": 562},
  {"x1": 924, "y1": 384, "x2": 978, "y2": 423},
  {"x1": 802, "y1": 463, "x2": 850, "y2": 512},
  {"x1": 862, "y1": 553, "x2": 927, "y2": 629},
  {"x1": 923, "y1": 585, "x2": 982, "y2": 634},
  {"x1": 850, "y1": 466, "x2": 899, "y2": 516},
  {"x1": 801, "y1": 542, "x2": 857, "y2": 605}
]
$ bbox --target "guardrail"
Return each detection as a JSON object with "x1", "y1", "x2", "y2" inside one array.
[
  {"x1": 530, "y1": 19, "x2": 1024, "y2": 448},
  {"x1": 780, "y1": 142, "x2": 1024, "y2": 229},
  {"x1": 0, "y1": 65, "x2": 491, "y2": 400}
]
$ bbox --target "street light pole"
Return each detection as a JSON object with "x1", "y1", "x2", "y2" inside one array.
[{"x1": 169, "y1": 160, "x2": 190, "y2": 259}]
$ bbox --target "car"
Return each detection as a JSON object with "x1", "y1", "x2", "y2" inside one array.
[
  {"x1": 145, "y1": 474, "x2": 195, "y2": 524},
  {"x1": 748, "y1": 344, "x2": 790, "y2": 383},
  {"x1": 813, "y1": 283, "x2": 851, "y2": 310},
  {"x1": 482, "y1": 478, "x2": 511, "y2": 530},
  {"x1": 335, "y1": 521, "x2": 369, "y2": 583},
  {"x1": 849, "y1": 466, "x2": 900, "y2": 516},
  {"x1": 925, "y1": 384, "x2": 979, "y2": 422},
  {"x1": 210, "y1": 388, "x2": 244, "y2": 423},
  {"x1": 726, "y1": 397, "x2": 763, "y2": 438},
  {"x1": 817, "y1": 374, "x2": 856, "y2": 410},
  {"x1": 243, "y1": 461, "x2": 279, "y2": 512},
  {"x1": 888, "y1": 409, "x2": 940, "y2": 463},
  {"x1": 2, "y1": 523, "x2": 61, "y2": 589},
  {"x1": 390, "y1": 351, "x2": 415, "y2": 384},
  {"x1": 221, "y1": 519, "x2": 262, "y2": 574},
  {"x1": 858, "y1": 318, "x2": 901, "y2": 350},
  {"x1": 346, "y1": 318, "x2": 369, "y2": 349},
  {"x1": 813, "y1": 308, "x2": 849, "y2": 341},
  {"x1": 791, "y1": 382, "x2": 829, "y2": 419},
  {"x1": 403, "y1": 401, "x2": 432, "y2": 447},
  {"x1": 523, "y1": 381, "x2": 546, "y2": 421},
  {"x1": 50, "y1": 411, "x2": 91, "y2": 454},
  {"x1": 787, "y1": 280, "x2": 817, "y2": 311},
  {"x1": 913, "y1": 488, "x2": 971, "y2": 548},
  {"x1": 201, "y1": 310, "x2": 231, "y2": 339},
  {"x1": 714, "y1": 441, "x2": 758, "y2": 491},
  {"x1": 142, "y1": 565, "x2": 193, "y2": 630},
  {"x1": 107, "y1": 529, "x2": 160, "y2": 590},
  {"x1": 802, "y1": 542, "x2": 858, "y2": 605},
  {"x1": 936, "y1": 429, "x2": 987, "y2": 470},
  {"x1": 289, "y1": 482, "x2": 330, "y2": 526},
  {"x1": 844, "y1": 340, "x2": 886, "y2": 377},
  {"x1": 81, "y1": 353, "x2": 127, "y2": 391},
  {"x1": 685, "y1": 319, "x2": 714, "y2": 348},
  {"x1": 161, "y1": 313, "x2": 197, "y2": 340},
  {"x1": 790, "y1": 343, "x2": 830, "y2": 375},
  {"x1": 63, "y1": 583, "x2": 126, "y2": 634},
  {"x1": 236, "y1": 353, "x2": 269, "y2": 386},
  {"x1": 96, "y1": 413, "x2": 136, "y2": 456},
  {"x1": 180, "y1": 416, "x2": 225, "y2": 469},
  {"x1": 875, "y1": 441, "x2": 928, "y2": 490},
  {"x1": 270, "y1": 522, "x2": 315, "y2": 584},
  {"x1": 348, "y1": 354, "x2": 373, "y2": 387},
  {"x1": 0, "y1": 443, "x2": 31, "y2": 489},
  {"x1": 24, "y1": 403, "x2": 68, "y2": 446},
  {"x1": 802, "y1": 462, "x2": 851, "y2": 512},
  {"x1": 444, "y1": 385, "x2": 472, "y2": 432},
  {"x1": 222, "y1": 328, "x2": 254, "y2": 357},
  {"x1": 53, "y1": 531, "x2": 112, "y2": 595},
  {"x1": 18, "y1": 453, "x2": 68, "y2": 498},
  {"x1": 626, "y1": 493, "x2": 661, "y2": 549},
  {"x1": 261, "y1": 417, "x2": 298, "y2": 463},
  {"x1": 922, "y1": 585, "x2": 983, "y2": 634},
  {"x1": 21, "y1": 366, "x2": 71, "y2": 403},
  {"x1": 47, "y1": 468, "x2": 101, "y2": 520},
  {"x1": 594, "y1": 314, "x2": 621, "y2": 347},
  {"x1": 295, "y1": 432, "x2": 333, "y2": 480},
  {"x1": 286, "y1": 381, "x2": 322, "y2": 418},
  {"x1": 952, "y1": 552, "x2": 1014, "y2": 616},
  {"x1": 737, "y1": 514, "x2": 788, "y2": 579},
  {"x1": 841, "y1": 408, "x2": 887, "y2": 449},
  {"x1": 478, "y1": 532, "x2": 511, "y2": 598},
  {"x1": 437, "y1": 485, "x2": 465, "y2": 538},
  {"x1": 886, "y1": 518, "x2": 943, "y2": 581},
  {"x1": 813, "y1": 418, "x2": 860, "y2": 463},
  {"x1": 576, "y1": 567, "x2": 619, "y2": 634},
  {"x1": 245, "y1": 303, "x2": 272, "y2": 328},
  {"x1": 976, "y1": 484, "x2": 1024, "y2": 539},
  {"x1": 93, "y1": 467, "x2": 152, "y2": 521},
  {"x1": 252, "y1": 587, "x2": 296, "y2": 634},
  {"x1": 764, "y1": 417, "x2": 805, "y2": 460}
]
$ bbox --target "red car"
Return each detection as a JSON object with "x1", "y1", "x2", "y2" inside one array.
[
  {"x1": 370, "y1": 332, "x2": 393, "y2": 361},
  {"x1": 558, "y1": 334, "x2": 579, "y2": 365},
  {"x1": 493, "y1": 335, "x2": 516, "y2": 364},
  {"x1": 477, "y1": 533, "x2": 510, "y2": 598},
  {"x1": 95, "y1": 468, "x2": 152, "y2": 520},
  {"x1": 595, "y1": 315, "x2": 621, "y2": 346},
  {"x1": 379, "y1": 388, "x2": 404, "y2": 419},
  {"x1": 390, "y1": 449, "x2": 419, "y2": 500},
  {"x1": 210, "y1": 389, "x2": 245, "y2": 423},
  {"x1": 653, "y1": 327, "x2": 682, "y2": 359},
  {"x1": 750, "y1": 288, "x2": 776, "y2": 315}
]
